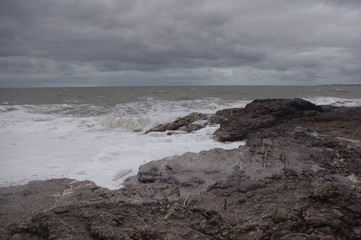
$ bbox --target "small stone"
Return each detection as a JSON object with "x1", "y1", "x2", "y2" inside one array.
[
  {"x1": 272, "y1": 207, "x2": 288, "y2": 223},
  {"x1": 238, "y1": 197, "x2": 247, "y2": 204},
  {"x1": 138, "y1": 164, "x2": 161, "y2": 183},
  {"x1": 53, "y1": 206, "x2": 70, "y2": 214}
]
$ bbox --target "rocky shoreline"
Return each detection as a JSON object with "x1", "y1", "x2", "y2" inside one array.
[{"x1": 1, "y1": 99, "x2": 361, "y2": 239}]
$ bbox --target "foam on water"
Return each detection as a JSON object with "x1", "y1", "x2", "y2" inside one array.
[
  {"x1": 0, "y1": 99, "x2": 247, "y2": 189},
  {"x1": 1, "y1": 96, "x2": 360, "y2": 190},
  {"x1": 101, "y1": 116, "x2": 152, "y2": 131},
  {"x1": 305, "y1": 97, "x2": 361, "y2": 107},
  {"x1": 99, "y1": 98, "x2": 250, "y2": 132}
]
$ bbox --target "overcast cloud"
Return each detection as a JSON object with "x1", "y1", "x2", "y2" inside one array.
[{"x1": 0, "y1": 0, "x2": 360, "y2": 86}]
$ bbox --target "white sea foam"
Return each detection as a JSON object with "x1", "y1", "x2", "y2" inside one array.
[
  {"x1": 100, "y1": 99, "x2": 250, "y2": 132},
  {"x1": 101, "y1": 116, "x2": 152, "y2": 131},
  {"x1": 0, "y1": 100, "x2": 246, "y2": 189},
  {"x1": 305, "y1": 97, "x2": 361, "y2": 107}
]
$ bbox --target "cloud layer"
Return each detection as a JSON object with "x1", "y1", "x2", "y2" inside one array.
[{"x1": 0, "y1": 0, "x2": 360, "y2": 86}]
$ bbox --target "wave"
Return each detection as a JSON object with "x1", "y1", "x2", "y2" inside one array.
[
  {"x1": 101, "y1": 116, "x2": 152, "y2": 132},
  {"x1": 0, "y1": 106, "x2": 19, "y2": 112},
  {"x1": 305, "y1": 97, "x2": 361, "y2": 107}
]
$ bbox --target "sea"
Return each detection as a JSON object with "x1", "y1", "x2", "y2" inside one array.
[{"x1": 1, "y1": 85, "x2": 361, "y2": 189}]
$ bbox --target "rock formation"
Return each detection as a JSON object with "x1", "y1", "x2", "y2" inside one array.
[{"x1": 1, "y1": 99, "x2": 361, "y2": 239}]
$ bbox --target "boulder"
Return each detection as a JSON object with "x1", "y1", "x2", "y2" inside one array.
[{"x1": 214, "y1": 99, "x2": 323, "y2": 141}]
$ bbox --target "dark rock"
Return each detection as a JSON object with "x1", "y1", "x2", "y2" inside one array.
[
  {"x1": 4, "y1": 200, "x2": 233, "y2": 239},
  {"x1": 271, "y1": 207, "x2": 288, "y2": 223},
  {"x1": 276, "y1": 98, "x2": 322, "y2": 119},
  {"x1": 303, "y1": 207, "x2": 344, "y2": 228},
  {"x1": 214, "y1": 98, "x2": 323, "y2": 142},
  {"x1": 159, "y1": 174, "x2": 179, "y2": 184},
  {"x1": 138, "y1": 163, "x2": 162, "y2": 183},
  {"x1": 279, "y1": 233, "x2": 311, "y2": 240},
  {"x1": 238, "y1": 197, "x2": 247, "y2": 204},
  {"x1": 185, "y1": 176, "x2": 204, "y2": 185},
  {"x1": 311, "y1": 174, "x2": 354, "y2": 203},
  {"x1": 52, "y1": 206, "x2": 70, "y2": 214},
  {"x1": 283, "y1": 168, "x2": 299, "y2": 177},
  {"x1": 10, "y1": 233, "x2": 40, "y2": 240},
  {"x1": 145, "y1": 112, "x2": 209, "y2": 133},
  {"x1": 237, "y1": 179, "x2": 264, "y2": 193}
]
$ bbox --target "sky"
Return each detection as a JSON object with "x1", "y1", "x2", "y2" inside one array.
[{"x1": 0, "y1": 0, "x2": 360, "y2": 87}]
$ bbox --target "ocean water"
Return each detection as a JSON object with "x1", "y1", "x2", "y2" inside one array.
[{"x1": 1, "y1": 85, "x2": 361, "y2": 189}]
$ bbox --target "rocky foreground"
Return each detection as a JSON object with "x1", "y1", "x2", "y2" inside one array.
[{"x1": 1, "y1": 99, "x2": 361, "y2": 240}]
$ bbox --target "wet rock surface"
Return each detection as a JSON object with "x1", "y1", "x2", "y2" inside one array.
[
  {"x1": 213, "y1": 98, "x2": 323, "y2": 142},
  {"x1": 145, "y1": 112, "x2": 209, "y2": 134},
  {"x1": 1, "y1": 99, "x2": 361, "y2": 239}
]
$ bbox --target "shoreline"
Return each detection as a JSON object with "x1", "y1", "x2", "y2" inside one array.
[{"x1": 1, "y1": 98, "x2": 361, "y2": 239}]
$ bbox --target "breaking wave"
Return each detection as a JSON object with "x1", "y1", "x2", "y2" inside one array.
[
  {"x1": 305, "y1": 97, "x2": 361, "y2": 107},
  {"x1": 0, "y1": 106, "x2": 19, "y2": 112},
  {"x1": 101, "y1": 116, "x2": 152, "y2": 132}
]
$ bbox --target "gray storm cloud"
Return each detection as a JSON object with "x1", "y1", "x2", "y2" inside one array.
[{"x1": 0, "y1": 0, "x2": 360, "y2": 86}]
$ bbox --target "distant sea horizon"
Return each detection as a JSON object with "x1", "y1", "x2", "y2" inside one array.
[{"x1": 1, "y1": 83, "x2": 360, "y2": 89}]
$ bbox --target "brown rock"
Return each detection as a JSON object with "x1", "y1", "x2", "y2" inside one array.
[
  {"x1": 272, "y1": 207, "x2": 288, "y2": 223},
  {"x1": 53, "y1": 206, "x2": 70, "y2": 214}
]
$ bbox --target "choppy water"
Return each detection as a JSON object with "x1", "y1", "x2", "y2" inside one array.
[
  {"x1": 1, "y1": 85, "x2": 361, "y2": 106},
  {"x1": 1, "y1": 85, "x2": 360, "y2": 189}
]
